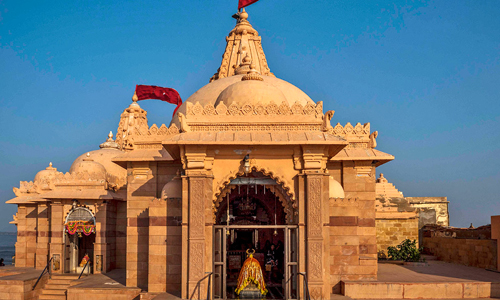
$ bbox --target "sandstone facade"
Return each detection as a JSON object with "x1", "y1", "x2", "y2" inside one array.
[{"x1": 6, "y1": 10, "x2": 401, "y2": 300}]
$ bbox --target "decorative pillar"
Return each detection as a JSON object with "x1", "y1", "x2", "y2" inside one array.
[
  {"x1": 305, "y1": 173, "x2": 327, "y2": 300},
  {"x1": 187, "y1": 176, "x2": 207, "y2": 299},
  {"x1": 302, "y1": 145, "x2": 329, "y2": 300},
  {"x1": 182, "y1": 145, "x2": 210, "y2": 299}
]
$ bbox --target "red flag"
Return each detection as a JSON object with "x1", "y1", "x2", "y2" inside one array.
[
  {"x1": 135, "y1": 85, "x2": 182, "y2": 117},
  {"x1": 238, "y1": 0, "x2": 259, "y2": 9}
]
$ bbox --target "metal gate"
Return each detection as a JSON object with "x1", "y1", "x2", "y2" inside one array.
[{"x1": 213, "y1": 225, "x2": 298, "y2": 300}]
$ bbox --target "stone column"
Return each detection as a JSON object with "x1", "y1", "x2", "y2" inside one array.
[
  {"x1": 15, "y1": 205, "x2": 27, "y2": 267},
  {"x1": 94, "y1": 201, "x2": 108, "y2": 273},
  {"x1": 187, "y1": 176, "x2": 207, "y2": 299},
  {"x1": 25, "y1": 204, "x2": 37, "y2": 268},
  {"x1": 126, "y1": 161, "x2": 153, "y2": 289},
  {"x1": 49, "y1": 202, "x2": 65, "y2": 274},
  {"x1": 305, "y1": 173, "x2": 327, "y2": 300},
  {"x1": 36, "y1": 203, "x2": 50, "y2": 269}
]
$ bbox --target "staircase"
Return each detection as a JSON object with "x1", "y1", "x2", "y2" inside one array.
[{"x1": 38, "y1": 274, "x2": 80, "y2": 300}]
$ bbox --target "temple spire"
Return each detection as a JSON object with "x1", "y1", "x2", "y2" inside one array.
[{"x1": 210, "y1": 8, "x2": 274, "y2": 82}]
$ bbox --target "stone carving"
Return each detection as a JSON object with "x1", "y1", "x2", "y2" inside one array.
[
  {"x1": 53, "y1": 171, "x2": 106, "y2": 184},
  {"x1": 115, "y1": 103, "x2": 148, "y2": 150},
  {"x1": 147, "y1": 124, "x2": 178, "y2": 136},
  {"x1": 331, "y1": 122, "x2": 370, "y2": 136},
  {"x1": 369, "y1": 130, "x2": 378, "y2": 148},
  {"x1": 331, "y1": 197, "x2": 359, "y2": 207},
  {"x1": 307, "y1": 177, "x2": 323, "y2": 237},
  {"x1": 189, "y1": 240, "x2": 205, "y2": 282},
  {"x1": 178, "y1": 113, "x2": 191, "y2": 133},
  {"x1": 14, "y1": 181, "x2": 40, "y2": 196},
  {"x1": 322, "y1": 110, "x2": 335, "y2": 132},
  {"x1": 189, "y1": 178, "x2": 205, "y2": 238},
  {"x1": 213, "y1": 9, "x2": 275, "y2": 81},
  {"x1": 186, "y1": 100, "x2": 323, "y2": 118},
  {"x1": 115, "y1": 102, "x2": 180, "y2": 150},
  {"x1": 309, "y1": 241, "x2": 323, "y2": 281},
  {"x1": 309, "y1": 287, "x2": 323, "y2": 300}
]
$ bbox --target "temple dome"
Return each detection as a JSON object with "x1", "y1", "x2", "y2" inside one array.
[
  {"x1": 170, "y1": 75, "x2": 314, "y2": 127},
  {"x1": 69, "y1": 132, "x2": 126, "y2": 181},
  {"x1": 161, "y1": 174, "x2": 182, "y2": 200},
  {"x1": 70, "y1": 153, "x2": 107, "y2": 180},
  {"x1": 329, "y1": 176, "x2": 345, "y2": 198},
  {"x1": 34, "y1": 162, "x2": 59, "y2": 183},
  {"x1": 215, "y1": 71, "x2": 286, "y2": 107}
]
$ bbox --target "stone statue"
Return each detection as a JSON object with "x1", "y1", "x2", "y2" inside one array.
[
  {"x1": 369, "y1": 131, "x2": 378, "y2": 148},
  {"x1": 178, "y1": 113, "x2": 190, "y2": 133},
  {"x1": 322, "y1": 110, "x2": 335, "y2": 132}
]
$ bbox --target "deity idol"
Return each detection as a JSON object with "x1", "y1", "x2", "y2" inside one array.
[{"x1": 235, "y1": 249, "x2": 267, "y2": 296}]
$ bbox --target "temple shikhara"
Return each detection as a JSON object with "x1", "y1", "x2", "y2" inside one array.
[{"x1": 4, "y1": 8, "x2": 456, "y2": 300}]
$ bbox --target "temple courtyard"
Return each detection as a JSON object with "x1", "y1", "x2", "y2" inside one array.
[{"x1": 2, "y1": 259, "x2": 500, "y2": 299}]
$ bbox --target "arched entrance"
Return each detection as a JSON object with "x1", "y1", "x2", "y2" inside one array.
[
  {"x1": 213, "y1": 171, "x2": 298, "y2": 300},
  {"x1": 63, "y1": 205, "x2": 96, "y2": 274}
]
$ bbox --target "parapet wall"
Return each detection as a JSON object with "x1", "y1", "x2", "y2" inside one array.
[
  {"x1": 423, "y1": 237, "x2": 497, "y2": 270},
  {"x1": 422, "y1": 225, "x2": 497, "y2": 270}
]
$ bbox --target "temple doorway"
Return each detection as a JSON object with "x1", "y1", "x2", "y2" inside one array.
[
  {"x1": 63, "y1": 206, "x2": 96, "y2": 274},
  {"x1": 213, "y1": 173, "x2": 298, "y2": 300}
]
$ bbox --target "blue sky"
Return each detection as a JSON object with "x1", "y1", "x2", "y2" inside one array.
[{"x1": 0, "y1": 0, "x2": 499, "y2": 231}]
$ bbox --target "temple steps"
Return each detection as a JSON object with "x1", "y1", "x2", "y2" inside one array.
[{"x1": 37, "y1": 274, "x2": 80, "y2": 300}]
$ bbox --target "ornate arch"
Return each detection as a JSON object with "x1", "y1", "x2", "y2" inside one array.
[
  {"x1": 213, "y1": 163, "x2": 297, "y2": 224},
  {"x1": 64, "y1": 204, "x2": 95, "y2": 224}
]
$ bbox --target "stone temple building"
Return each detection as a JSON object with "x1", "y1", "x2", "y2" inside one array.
[{"x1": 6, "y1": 9, "x2": 412, "y2": 300}]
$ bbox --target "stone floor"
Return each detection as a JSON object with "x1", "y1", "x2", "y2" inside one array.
[
  {"x1": 343, "y1": 261, "x2": 500, "y2": 299},
  {"x1": 378, "y1": 261, "x2": 500, "y2": 283}
]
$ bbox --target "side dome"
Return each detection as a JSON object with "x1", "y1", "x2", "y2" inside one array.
[
  {"x1": 329, "y1": 176, "x2": 345, "y2": 198},
  {"x1": 34, "y1": 162, "x2": 59, "y2": 183},
  {"x1": 69, "y1": 132, "x2": 126, "y2": 181},
  {"x1": 70, "y1": 154, "x2": 107, "y2": 180},
  {"x1": 161, "y1": 175, "x2": 182, "y2": 200},
  {"x1": 70, "y1": 149, "x2": 124, "y2": 179},
  {"x1": 215, "y1": 71, "x2": 286, "y2": 107}
]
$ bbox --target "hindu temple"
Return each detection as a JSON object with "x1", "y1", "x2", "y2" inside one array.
[{"x1": 3, "y1": 8, "x2": 451, "y2": 300}]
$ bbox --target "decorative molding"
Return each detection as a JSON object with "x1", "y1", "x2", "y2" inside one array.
[{"x1": 185, "y1": 101, "x2": 323, "y2": 119}]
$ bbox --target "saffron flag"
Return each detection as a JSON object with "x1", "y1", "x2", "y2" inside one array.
[
  {"x1": 239, "y1": 0, "x2": 259, "y2": 9},
  {"x1": 135, "y1": 85, "x2": 182, "y2": 116}
]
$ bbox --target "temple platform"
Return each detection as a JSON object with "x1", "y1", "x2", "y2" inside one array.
[
  {"x1": 0, "y1": 268, "x2": 141, "y2": 300},
  {"x1": 342, "y1": 260, "x2": 500, "y2": 299}
]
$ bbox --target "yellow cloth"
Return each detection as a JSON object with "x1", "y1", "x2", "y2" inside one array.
[{"x1": 235, "y1": 254, "x2": 267, "y2": 295}]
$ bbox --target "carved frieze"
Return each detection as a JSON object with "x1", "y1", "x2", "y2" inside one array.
[
  {"x1": 307, "y1": 176, "x2": 323, "y2": 238},
  {"x1": 189, "y1": 178, "x2": 205, "y2": 239},
  {"x1": 186, "y1": 101, "x2": 323, "y2": 119}
]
